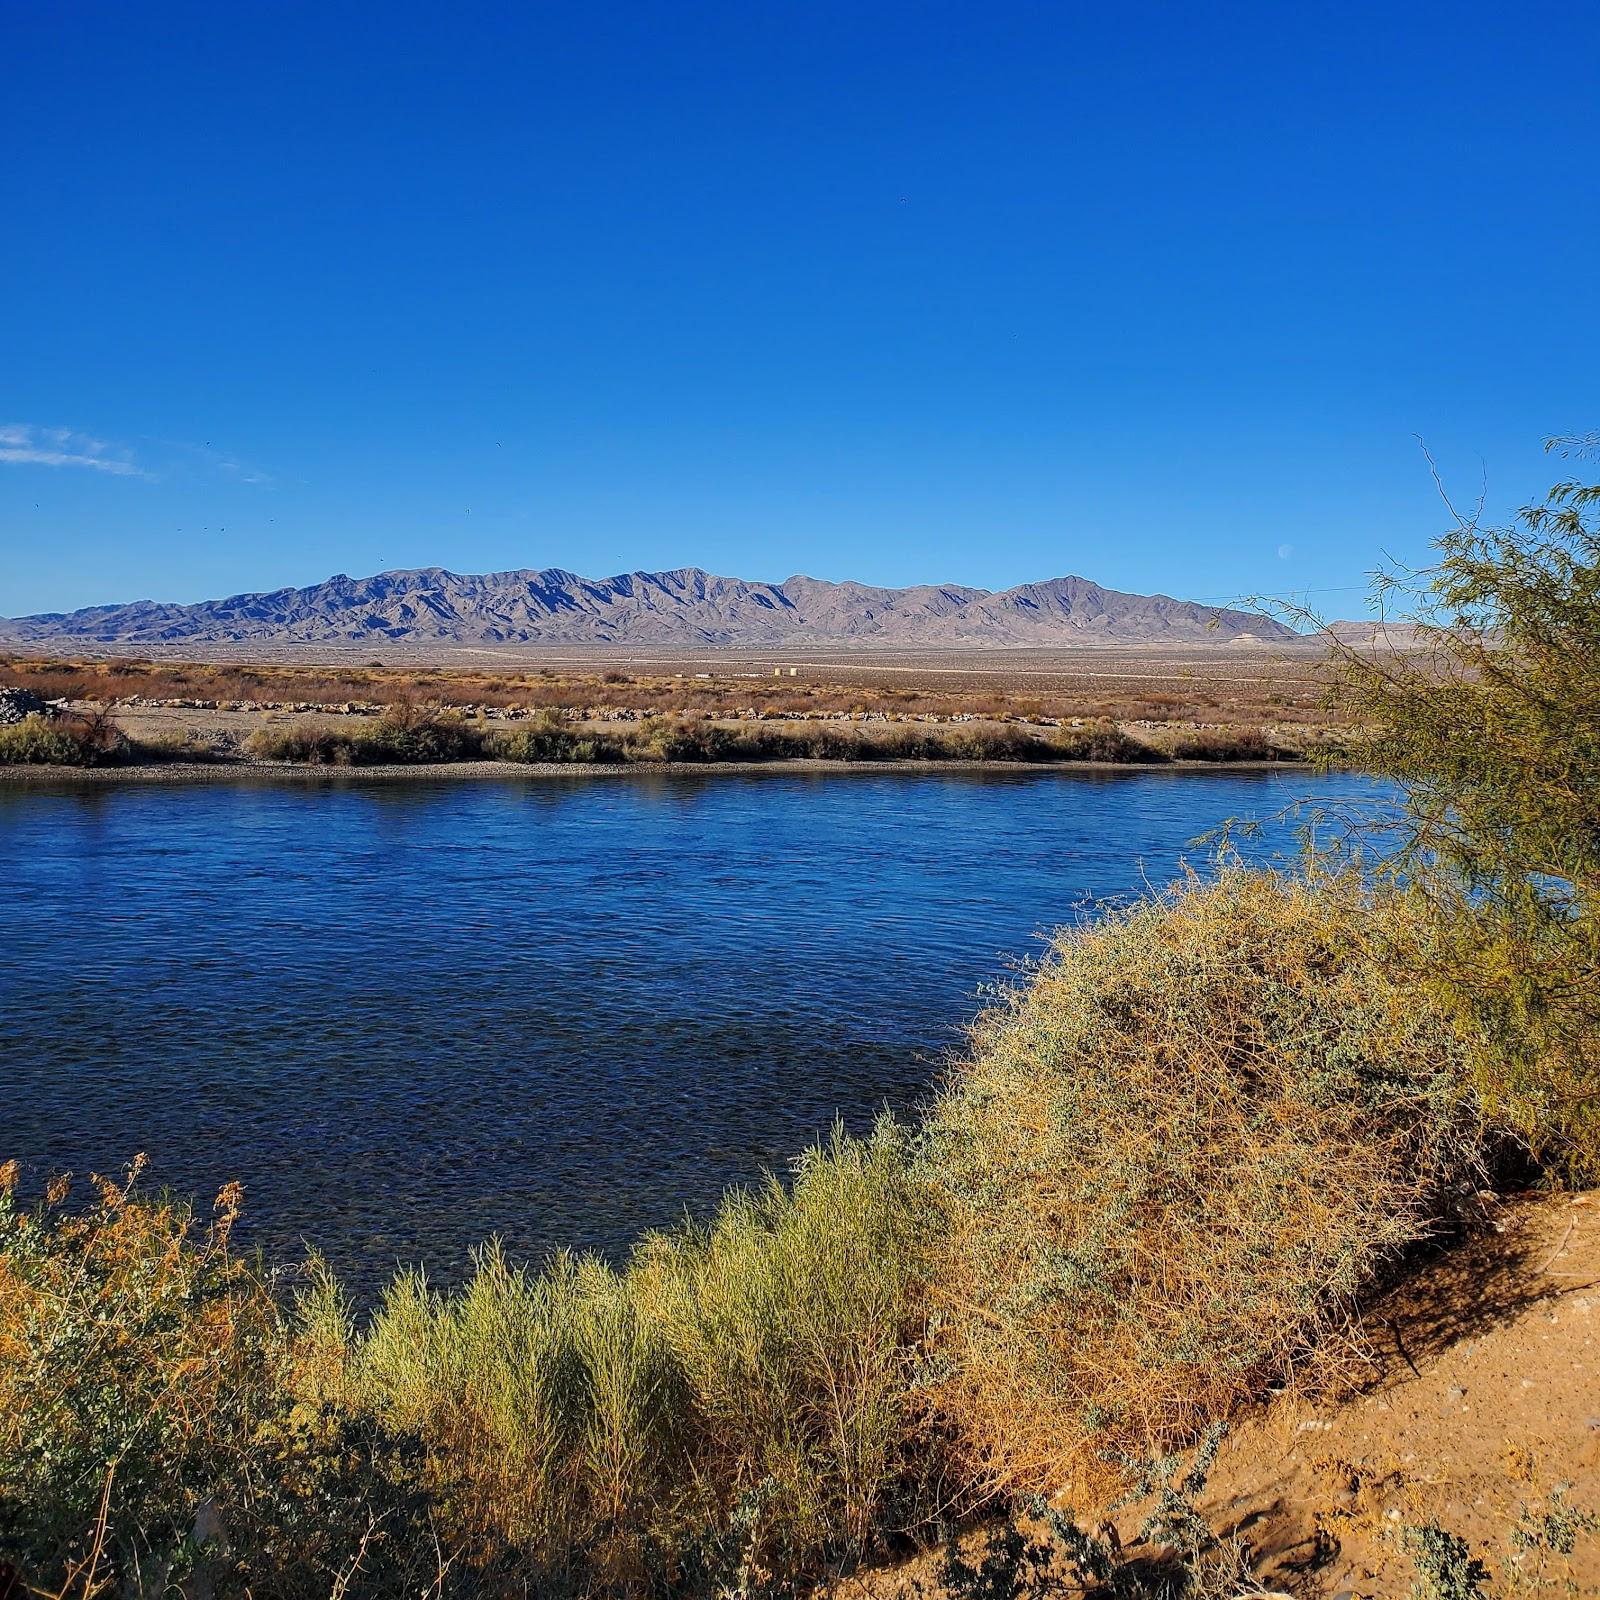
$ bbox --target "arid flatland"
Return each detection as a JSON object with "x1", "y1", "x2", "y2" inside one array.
[{"x1": 0, "y1": 640, "x2": 1345, "y2": 766}]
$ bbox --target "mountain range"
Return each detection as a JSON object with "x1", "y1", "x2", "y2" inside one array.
[{"x1": 0, "y1": 566, "x2": 1299, "y2": 649}]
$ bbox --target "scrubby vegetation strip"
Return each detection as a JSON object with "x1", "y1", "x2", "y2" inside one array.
[
  {"x1": 0, "y1": 709, "x2": 224, "y2": 768},
  {"x1": 0, "y1": 700, "x2": 1304, "y2": 768},
  {"x1": 241, "y1": 708, "x2": 1183, "y2": 767}
]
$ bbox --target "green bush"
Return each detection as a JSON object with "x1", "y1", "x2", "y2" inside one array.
[
  {"x1": 246, "y1": 707, "x2": 486, "y2": 766},
  {"x1": 0, "y1": 710, "x2": 124, "y2": 766},
  {"x1": 1324, "y1": 445, "x2": 1600, "y2": 1177},
  {"x1": 492, "y1": 711, "x2": 620, "y2": 763},
  {"x1": 1404, "y1": 1522, "x2": 1492, "y2": 1600},
  {"x1": 0, "y1": 1161, "x2": 441, "y2": 1600}
]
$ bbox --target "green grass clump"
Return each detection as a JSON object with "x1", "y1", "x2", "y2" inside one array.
[
  {"x1": 919, "y1": 867, "x2": 1484, "y2": 1498},
  {"x1": 0, "y1": 711, "x2": 125, "y2": 766},
  {"x1": 325, "y1": 1119, "x2": 928, "y2": 1591},
  {"x1": 246, "y1": 706, "x2": 487, "y2": 765}
]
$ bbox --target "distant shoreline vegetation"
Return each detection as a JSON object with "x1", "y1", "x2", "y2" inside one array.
[
  {"x1": 245, "y1": 708, "x2": 1298, "y2": 767},
  {"x1": 0, "y1": 705, "x2": 1309, "y2": 771}
]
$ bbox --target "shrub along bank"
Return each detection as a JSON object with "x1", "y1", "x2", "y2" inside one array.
[
  {"x1": 239, "y1": 708, "x2": 1176, "y2": 767},
  {"x1": 0, "y1": 702, "x2": 1284, "y2": 768},
  {"x1": 919, "y1": 869, "x2": 1481, "y2": 1500},
  {"x1": 495, "y1": 712, "x2": 1167, "y2": 765},
  {"x1": 0, "y1": 709, "x2": 224, "y2": 767},
  {"x1": 0, "y1": 709, "x2": 126, "y2": 766},
  {"x1": 1, "y1": 870, "x2": 1492, "y2": 1598}
]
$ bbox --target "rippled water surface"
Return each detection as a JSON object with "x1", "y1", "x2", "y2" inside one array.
[{"x1": 3, "y1": 767, "x2": 1375, "y2": 1292}]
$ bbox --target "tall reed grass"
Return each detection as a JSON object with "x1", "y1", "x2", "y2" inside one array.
[{"x1": 320, "y1": 1120, "x2": 929, "y2": 1591}]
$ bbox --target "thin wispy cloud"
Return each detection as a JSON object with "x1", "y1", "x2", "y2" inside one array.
[
  {"x1": 161, "y1": 436, "x2": 273, "y2": 487},
  {"x1": 0, "y1": 423, "x2": 148, "y2": 477},
  {"x1": 1, "y1": 425, "x2": 275, "y2": 486},
  {"x1": 213, "y1": 453, "x2": 272, "y2": 486}
]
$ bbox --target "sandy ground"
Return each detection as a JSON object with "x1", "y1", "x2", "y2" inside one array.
[
  {"x1": 1195, "y1": 1190, "x2": 1600, "y2": 1596},
  {"x1": 840, "y1": 1192, "x2": 1600, "y2": 1599},
  {"x1": 1, "y1": 641, "x2": 1341, "y2": 733},
  {"x1": 2, "y1": 639, "x2": 1324, "y2": 685}
]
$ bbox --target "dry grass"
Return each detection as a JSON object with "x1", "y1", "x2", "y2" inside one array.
[
  {"x1": 1165, "y1": 725, "x2": 1298, "y2": 762},
  {"x1": 918, "y1": 868, "x2": 1485, "y2": 1502},
  {"x1": 0, "y1": 647, "x2": 1339, "y2": 733}
]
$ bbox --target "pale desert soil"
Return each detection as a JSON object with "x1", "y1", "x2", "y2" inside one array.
[{"x1": 1197, "y1": 1189, "x2": 1600, "y2": 1596}]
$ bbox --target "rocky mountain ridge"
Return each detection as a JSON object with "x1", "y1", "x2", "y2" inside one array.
[{"x1": 0, "y1": 565, "x2": 1299, "y2": 647}]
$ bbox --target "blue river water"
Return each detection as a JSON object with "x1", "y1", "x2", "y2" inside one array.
[{"x1": 1, "y1": 766, "x2": 1377, "y2": 1294}]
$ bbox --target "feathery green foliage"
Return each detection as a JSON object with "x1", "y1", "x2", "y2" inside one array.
[{"x1": 1325, "y1": 441, "x2": 1600, "y2": 1175}]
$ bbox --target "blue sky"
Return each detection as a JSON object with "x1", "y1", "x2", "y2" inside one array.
[{"x1": 3, "y1": 0, "x2": 1596, "y2": 619}]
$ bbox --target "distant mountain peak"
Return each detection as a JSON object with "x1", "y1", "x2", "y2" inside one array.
[{"x1": 0, "y1": 565, "x2": 1298, "y2": 649}]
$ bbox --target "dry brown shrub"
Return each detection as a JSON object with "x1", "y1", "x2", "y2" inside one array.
[{"x1": 920, "y1": 868, "x2": 1483, "y2": 1500}]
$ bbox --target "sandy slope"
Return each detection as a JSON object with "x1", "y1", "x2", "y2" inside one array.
[
  {"x1": 1197, "y1": 1189, "x2": 1600, "y2": 1596},
  {"x1": 842, "y1": 1192, "x2": 1598, "y2": 1598}
]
